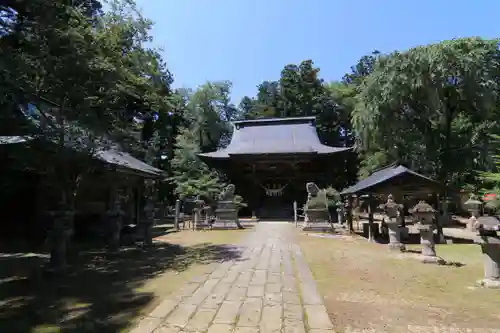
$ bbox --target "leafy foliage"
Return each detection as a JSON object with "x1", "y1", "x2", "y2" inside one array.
[
  {"x1": 352, "y1": 38, "x2": 500, "y2": 186},
  {"x1": 169, "y1": 127, "x2": 224, "y2": 199},
  {"x1": 3, "y1": 1, "x2": 500, "y2": 214}
]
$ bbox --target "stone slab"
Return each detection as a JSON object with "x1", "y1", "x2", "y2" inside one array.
[{"x1": 140, "y1": 222, "x2": 334, "y2": 333}]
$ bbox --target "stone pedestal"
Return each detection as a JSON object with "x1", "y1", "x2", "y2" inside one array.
[
  {"x1": 213, "y1": 206, "x2": 241, "y2": 229},
  {"x1": 474, "y1": 234, "x2": 500, "y2": 289},
  {"x1": 465, "y1": 195, "x2": 482, "y2": 232},
  {"x1": 303, "y1": 208, "x2": 334, "y2": 233},
  {"x1": 468, "y1": 216, "x2": 478, "y2": 232},
  {"x1": 387, "y1": 222, "x2": 405, "y2": 251},
  {"x1": 416, "y1": 224, "x2": 444, "y2": 264}
]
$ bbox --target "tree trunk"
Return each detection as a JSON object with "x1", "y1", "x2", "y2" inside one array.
[{"x1": 437, "y1": 105, "x2": 453, "y2": 244}]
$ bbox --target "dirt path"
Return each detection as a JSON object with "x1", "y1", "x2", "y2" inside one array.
[{"x1": 129, "y1": 222, "x2": 334, "y2": 333}]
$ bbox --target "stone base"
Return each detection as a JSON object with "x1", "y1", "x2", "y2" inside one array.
[
  {"x1": 388, "y1": 242, "x2": 406, "y2": 252},
  {"x1": 418, "y1": 254, "x2": 445, "y2": 265},
  {"x1": 302, "y1": 223, "x2": 335, "y2": 233},
  {"x1": 476, "y1": 278, "x2": 500, "y2": 289},
  {"x1": 211, "y1": 224, "x2": 241, "y2": 230}
]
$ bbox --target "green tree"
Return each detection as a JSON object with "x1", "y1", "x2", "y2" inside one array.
[
  {"x1": 0, "y1": 0, "x2": 179, "y2": 267},
  {"x1": 170, "y1": 127, "x2": 224, "y2": 199},
  {"x1": 170, "y1": 81, "x2": 241, "y2": 199},
  {"x1": 352, "y1": 38, "x2": 500, "y2": 185}
]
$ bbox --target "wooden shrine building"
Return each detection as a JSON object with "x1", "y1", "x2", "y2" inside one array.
[{"x1": 198, "y1": 117, "x2": 352, "y2": 219}]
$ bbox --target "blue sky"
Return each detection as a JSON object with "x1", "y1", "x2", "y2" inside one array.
[{"x1": 135, "y1": 0, "x2": 500, "y2": 103}]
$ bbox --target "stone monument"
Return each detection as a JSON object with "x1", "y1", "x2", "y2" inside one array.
[
  {"x1": 303, "y1": 182, "x2": 333, "y2": 232},
  {"x1": 409, "y1": 201, "x2": 444, "y2": 264},
  {"x1": 214, "y1": 184, "x2": 244, "y2": 229},
  {"x1": 474, "y1": 217, "x2": 500, "y2": 288},
  {"x1": 381, "y1": 194, "x2": 405, "y2": 251}
]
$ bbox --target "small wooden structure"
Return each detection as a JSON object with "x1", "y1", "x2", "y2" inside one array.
[{"x1": 340, "y1": 163, "x2": 444, "y2": 241}]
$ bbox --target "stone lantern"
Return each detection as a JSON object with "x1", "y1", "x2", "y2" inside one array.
[
  {"x1": 381, "y1": 194, "x2": 405, "y2": 251},
  {"x1": 464, "y1": 195, "x2": 483, "y2": 231},
  {"x1": 474, "y1": 218, "x2": 500, "y2": 288},
  {"x1": 192, "y1": 195, "x2": 205, "y2": 231},
  {"x1": 409, "y1": 201, "x2": 445, "y2": 264}
]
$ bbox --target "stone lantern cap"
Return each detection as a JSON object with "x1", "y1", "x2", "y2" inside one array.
[
  {"x1": 409, "y1": 201, "x2": 436, "y2": 228},
  {"x1": 409, "y1": 201, "x2": 436, "y2": 214},
  {"x1": 465, "y1": 195, "x2": 483, "y2": 209}
]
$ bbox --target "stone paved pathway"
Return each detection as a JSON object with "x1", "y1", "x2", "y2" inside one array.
[{"x1": 130, "y1": 222, "x2": 334, "y2": 333}]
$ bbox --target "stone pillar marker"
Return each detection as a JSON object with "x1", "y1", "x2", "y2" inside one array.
[
  {"x1": 174, "y1": 199, "x2": 180, "y2": 231},
  {"x1": 465, "y1": 194, "x2": 483, "y2": 231},
  {"x1": 380, "y1": 194, "x2": 405, "y2": 251},
  {"x1": 474, "y1": 223, "x2": 500, "y2": 288},
  {"x1": 409, "y1": 201, "x2": 445, "y2": 264}
]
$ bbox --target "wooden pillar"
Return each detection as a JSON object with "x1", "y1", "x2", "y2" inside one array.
[
  {"x1": 368, "y1": 194, "x2": 375, "y2": 242},
  {"x1": 347, "y1": 196, "x2": 353, "y2": 233},
  {"x1": 434, "y1": 193, "x2": 445, "y2": 244},
  {"x1": 392, "y1": 188, "x2": 405, "y2": 227}
]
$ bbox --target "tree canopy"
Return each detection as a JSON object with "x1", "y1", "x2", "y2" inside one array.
[{"x1": 2, "y1": 1, "x2": 500, "y2": 203}]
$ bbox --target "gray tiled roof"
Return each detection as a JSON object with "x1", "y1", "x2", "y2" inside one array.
[
  {"x1": 5, "y1": 99, "x2": 164, "y2": 178},
  {"x1": 0, "y1": 136, "x2": 33, "y2": 145},
  {"x1": 199, "y1": 117, "x2": 351, "y2": 158},
  {"x1": 95, "y1": 149, "x2": 163, "y2": 176},
  {"x1": 340, "y1": 164, "x2": 440, "y2": 195}
]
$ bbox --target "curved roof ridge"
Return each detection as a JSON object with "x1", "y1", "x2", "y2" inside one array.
[
  {"x1": 233, "y1": 116, "x2": 316, "y2": 127},
  {"x1": 198, "y1": 116, "x2": 352, "y2": 159}
]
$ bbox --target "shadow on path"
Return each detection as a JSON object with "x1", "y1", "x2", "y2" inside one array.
[{"x1": 0, "y1": 241, "x2": 244, "y2": 333}]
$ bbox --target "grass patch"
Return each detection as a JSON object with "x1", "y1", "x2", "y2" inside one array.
[
  {"x1": 0, "y1": 226, "x2": 251, "y2": 333},
  {"x1": 297, "y1": 232, "x2": 500, "y2": 333}
]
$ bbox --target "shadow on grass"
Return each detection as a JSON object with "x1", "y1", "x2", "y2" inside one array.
[
  {"x1": 355, "y1": 231, "x2": 475, "y2": 246},
  {"x1": 0, "y1": 241, "x2": 244, "y2": 333}
]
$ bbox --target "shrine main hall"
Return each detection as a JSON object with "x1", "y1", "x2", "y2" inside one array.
[{"x1": 198, "y1": 116, "x2": 352, "y2": 219}]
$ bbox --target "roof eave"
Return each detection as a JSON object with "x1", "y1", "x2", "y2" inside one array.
[
  {"x1": 340, "y1": 169, "x2": 443, "y2": 196},
  {"x1": 114, "y1": 166, "x2": 164, "y2": 179},
  {"x1": 232, "y1": 116, "x2": 316, "y2": 125},
  {"x1": 198, "y1": 146, "x2": 352, "y2": 158}
]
